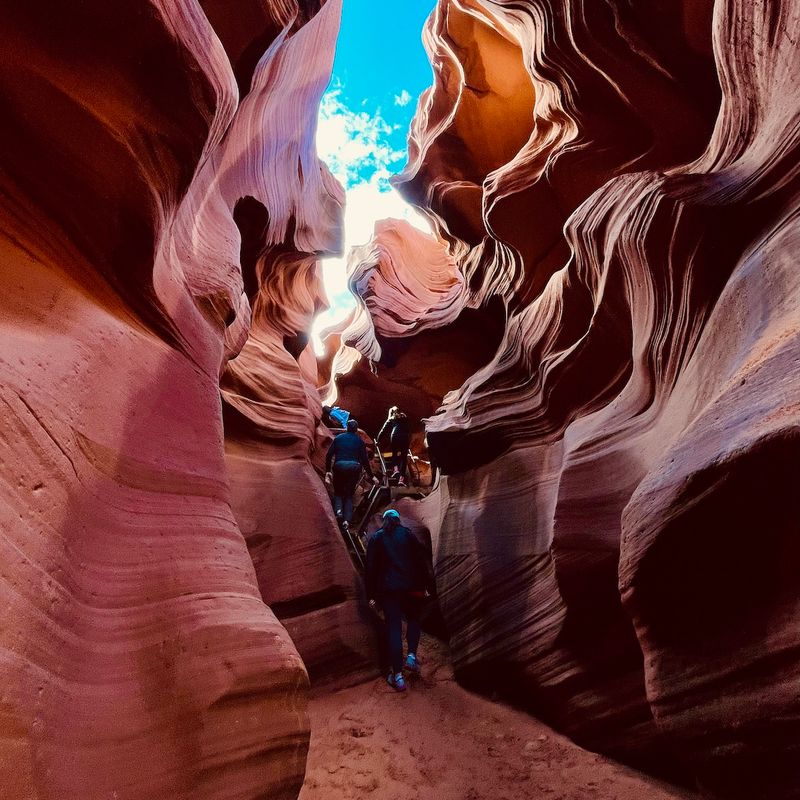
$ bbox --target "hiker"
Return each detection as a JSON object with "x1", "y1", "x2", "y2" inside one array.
[
  {"x1": 376, "y1": 406, "x2": 411, "y2": 486},
  {"x1": 322, "y1": 404, "x2": 350, "y2": 429},
  {"x1": 325, "y1": 418, "x2": 379, "y2": 529},
  {"x1": 365, "y1": 509, "x2": 435, "y2": 692}
]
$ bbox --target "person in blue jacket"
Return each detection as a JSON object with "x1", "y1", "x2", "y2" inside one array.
[
  {"x1": 325, "y1": 418, "x2": 379, "y2": 529},
  {"x1": 365, "y1": 509, "x2": 435, "y2": 692},
  {"x1": 322, "y1": 404, "x2": 350, "y2": 429}
]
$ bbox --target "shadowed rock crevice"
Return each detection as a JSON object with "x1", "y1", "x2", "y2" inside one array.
[
  {"x1": 0, "y1": 1, "x2": 221, "y2": 352},
  {"x1": 234, "y1": 196, "x2": 271, "y2": 303},
  {"x1": 632, "y1": 433, "x2": 800, "y2": 650}
]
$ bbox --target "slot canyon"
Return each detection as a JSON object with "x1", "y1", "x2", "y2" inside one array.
[{"x1": 1, "y1": 1, "x2": 799, "y2": 799}]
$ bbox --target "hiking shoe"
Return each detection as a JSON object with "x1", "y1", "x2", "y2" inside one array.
[
  {"x1": 404, "y1": 653, "x2": 421, "y2": 674},
  {"x1": 387, "y1": 672, "x2": 407, "y2": 692}
]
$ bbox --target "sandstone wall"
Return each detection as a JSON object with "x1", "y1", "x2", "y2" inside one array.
[
  {"x1": 339, "y1": 1, "x2": 800, "y2": 795},
  {"x1": 326, "y1": 218, "x2": 507, "y2": 439},
  {"x1": 213, "y1": 0, "x2": 375, "y2": 689},
  {"x1": 0, "y1": 2, "x2": 354, "y2": 798}
]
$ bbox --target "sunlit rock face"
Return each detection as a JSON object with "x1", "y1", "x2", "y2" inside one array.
[
  {"x1": 355, "y1": 0, "x2": 799, "y2": 795},
  {"x1": 221, "y1": 221, "x2": 375, "y2": 689},
  {"x1": 326, "y1": 218, "x2": 507, "y2": 439},
  {"x1": 0, "y1": 1, "x2": 349, "y2": 798},
  {"x1": 211, "y1": 0, "x2": 375, "y2": 691}
]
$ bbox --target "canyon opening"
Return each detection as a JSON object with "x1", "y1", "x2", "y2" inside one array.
[{"x1": 1, "y1": 2, "x2": 799, "y2": 800}]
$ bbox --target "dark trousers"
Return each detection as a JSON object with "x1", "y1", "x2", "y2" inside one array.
[
  {"x1": 390, "y1": 437, "x2": 410, "y2": 479},
  {"x1": 382, "y1": 591, "x2": 422, "y2": 674},
  {"x1": 332, "y1": 461, "x2": 361, "y2": 523}
]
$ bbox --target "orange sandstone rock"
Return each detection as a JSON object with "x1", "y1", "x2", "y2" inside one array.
[
  {"x1": 339, "y1": 0, "x2": 800, "y2": 796},
  {"x1": 0, "y1": 1, "x2": 355, "y2": 798}
]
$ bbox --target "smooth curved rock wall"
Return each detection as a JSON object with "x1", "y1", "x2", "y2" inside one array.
[
  {"x1": 340, "y1": 0, "x2": 800, "y2": 795},
  {"x1": 0, "y1": 2, "x2": 351, "y2": 798},
  {"x1": 214, "y1": 0, "x2": 375, "y2": 689}
]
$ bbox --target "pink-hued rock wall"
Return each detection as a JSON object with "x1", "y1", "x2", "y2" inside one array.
[
  {"x1": 212, "y1": 0, "x2": 375, "y2": 689},
  {"x1": 0, "y1": 1, "x2": 359, "y2": 798},
  {"x1": 336, "y1": 0, "x2": 800, "y2": 795}
]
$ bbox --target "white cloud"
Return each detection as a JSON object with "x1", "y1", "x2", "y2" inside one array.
[
  {"x1": 315, "y1": 90, "x2": 403, "y2": 190},
  {"x1": 394, "y1": 89, "x2": 412, "y2": 107},
  {"x1": 312, "y1": 89, "x2": 430, "y2": 354}
]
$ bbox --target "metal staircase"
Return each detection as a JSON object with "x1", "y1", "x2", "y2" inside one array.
[
  {"x1": 338, "y1": 451, "x2": 390, "y2": 570},
  {"x1": 331, "y1": 449, "x2": 432, "y2": 572}
]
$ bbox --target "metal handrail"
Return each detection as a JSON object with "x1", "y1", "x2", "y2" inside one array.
[
  {"x1": 330, "y1": 438, "x2": 392, "y2": 573},
  {"x1": 376, "y1": 447, "x2": 388, "y2": 479},
  {"x1": 336, "y1": 445, "x2": 388, "y2": 567},
  {"x1": 354, "y1": 446, "x2": 389, "y2": 540},
  {"x1": 343, "y1": 523, "x2": 366, "y2": 570},
  {"x1": 356, "y1": 484, "x2": 385, "y2": 541}
]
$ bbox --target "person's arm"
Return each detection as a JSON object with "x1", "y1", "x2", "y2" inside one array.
[
  {"x1": 376, "y1": 419, "x2": 389, "y2": 444},
  {"x1": 412, "y1": 533, "x2": 436, "y2": 596}
]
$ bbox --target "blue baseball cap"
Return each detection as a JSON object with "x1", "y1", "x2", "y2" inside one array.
[{"x1": 382, "y1": 509, "x2": 400, "y2": 520}]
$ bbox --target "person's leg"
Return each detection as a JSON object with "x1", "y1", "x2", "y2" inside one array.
[
  {"x1": 332, "y1": 466, "x2": 346, "y2": 520},
  {"x1": 342, "y1": 464, "x2": 360, "y2": 524},
  {"x1": 373, "y1": 608, "x2": 390, "y2": 676},
  {"x1": 333, "y1": 463, "x2": 357, "y2": 523},
  {"x1": 399, "y1": 445, "x2": 409, "y2": 480},
  {"x1": 392, "y1": 438, "x2": 410, "y2": 480},
  {"x1": 407, "y1": 615, "x2": 421, "y2": 657},
  {"x1": 382, "y1": 593, "x2": 404, "y2": 675},
  {"x1": 404, "y1": 595, "x2": 422, "y2": 657}
]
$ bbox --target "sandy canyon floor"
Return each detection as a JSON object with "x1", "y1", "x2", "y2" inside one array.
[{"x1": 300, "y1": 636, "x2": 697, "y2": 800}]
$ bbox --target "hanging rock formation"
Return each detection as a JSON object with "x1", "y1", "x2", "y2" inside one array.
[
  {"x1": 335, "y1": 1, "x2": 800, "y2": 796},
  {"x1": 326, "y1": 218, "x2": 507, "y2": 437},
  {"x1": 0, "y1": 1, "x2": 359, "y2": 798}
]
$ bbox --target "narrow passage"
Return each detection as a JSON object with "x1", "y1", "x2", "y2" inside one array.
[{"x1": 300, "y1": 636, "x2": 698, "y2": 800}]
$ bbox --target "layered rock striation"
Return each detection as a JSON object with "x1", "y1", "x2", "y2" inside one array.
[
  {"x1": 337, "y1": 1, "x2": 800, "y2": 796},
  {"x1": 325, "y1": 218, "x2": 506, "y2": 439},
  {"x1": 213, "y1": 0, "x2": 374, "y2": 690},
  {"x1": 0, "y1": 1, "x2": 361, "y2": 798}
]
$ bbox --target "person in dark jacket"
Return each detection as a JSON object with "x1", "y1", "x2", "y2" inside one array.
[
  {"x1": 325, "y1": 418, "x2": 379, "y2": 528},
  {"x1": 365, "y1": 509, "x2": 435, "y2": 691},
  {"x1": 376, "y1": 406, "x2": 411, "y2": 486}
]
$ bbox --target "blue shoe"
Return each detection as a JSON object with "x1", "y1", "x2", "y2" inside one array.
[
  {"x1": 387, "y1": 672, "x2": 407, "y2": 692},
  {"x1": 404, "y1": 653, "x2": 421, "y2": 675}
]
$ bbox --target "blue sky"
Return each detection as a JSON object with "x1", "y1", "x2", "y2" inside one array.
[
  {"x1": 313, "y1": 0, "x2": 437, "y2": 349},
  {"x1": 324, "y1": 0, "x2": 435, "y2": 184}
]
